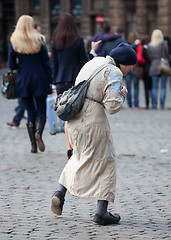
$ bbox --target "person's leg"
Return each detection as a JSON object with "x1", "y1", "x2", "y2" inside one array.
[
  {"x1": 51, "y1": 184, "x2": 67, "y2": 215},
  {"x1": 151, "y1": 75, "x2": 159, "y2": 108},
  {"x1": 96, "y1": 200, "x2": 108, "y2": 216},
  {"x1": 22, "y1": 97, "x2": 37, "y2": 153},
  {"x1": 65, "y1": 122, "x2": 73, "y2": 159},
  {"x1": 7, "y1": 98, "x2": 26, "y2": 127},
  {"x1": 160, "y1": 74, "x2": 168, "y2": 108},
  {"x1": 149, "y1": 76, "x2": 152, "y2": 108},
  {"x1": 13, "y1": 99, "x2": 26, "y2": 125},
  {"x1": 125, "y1": 73, "x2": 132, "y2": 108},
  {"x1": 22, "y1": 97, "x2": 36, "y2": 123},
  {"x1": 144, "y1": 77, "x2": 149, "y2": 108},
  {"x1": 34, "y1": 96, "x2": 47, "y2": 152},
  {"x1": 133, "y1": 75, "x2": 140, "y2": 108},
  {"x1": 93, "y1": 200, "x2": 121, "y2": 226}
]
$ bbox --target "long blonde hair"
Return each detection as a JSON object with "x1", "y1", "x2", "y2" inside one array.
[
  {"x1": 149, "y1": 29, "x2": 164, "y2": 47},
  {"x1": 10, "y1": 15, "x2": 42, "y2": 54}
]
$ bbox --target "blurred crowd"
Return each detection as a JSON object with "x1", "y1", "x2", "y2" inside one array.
[{"x1": 87, "y1": 22, "x2": 171, "y2": 110}]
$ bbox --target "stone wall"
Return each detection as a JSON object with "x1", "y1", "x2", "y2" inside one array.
[
  {"x1": 157, "y1": 0, "x2": 171, "y2": 38},
  {"x1": 13, "y1": 0, "x2": 171, "y2": 40}
]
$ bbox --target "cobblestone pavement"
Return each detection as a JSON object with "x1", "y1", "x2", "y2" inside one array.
[{"x1": 0, "y1": 69, "x2": 171, "y2": 239}]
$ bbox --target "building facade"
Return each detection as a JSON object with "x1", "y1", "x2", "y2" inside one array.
[{"x1": 0, "y1": 0, "x2": 171, "y2": 66}]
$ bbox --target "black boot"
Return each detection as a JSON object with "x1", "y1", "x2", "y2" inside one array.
[
  {"x1": 51, "y1": 191, "x2": 65, "y2": 215},
  {"x1": 26, "y1": 122, "x2": 37, "y2": 153},
  {"x1": 35, "y1": 117, "x2": 46, "y2": 152}
]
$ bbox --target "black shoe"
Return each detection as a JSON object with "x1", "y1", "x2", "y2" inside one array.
[
  {"x1": 93, "y1": 212, "x2": 121, "y2": 226},
  {"x1": 51, "y1": 191, "x2": 65, "y2": 215}
]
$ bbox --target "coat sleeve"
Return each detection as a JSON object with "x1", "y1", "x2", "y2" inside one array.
[
  {"x1": 136, "y1": 45, "x2": 146, "y2": 65},
  {"x1": 103, "y1": 67, "x2": 125, "y2": 114},
  {"x1": 78, "y1": 38, "x2": 88, "y2": 66},
  {"x1": 163, "y1": 40, "x2": 169, "y2": 60},
  {"x1": 51, "y1": 41, "x2": 58, "y2": 83},
  {"x1": 101, "y1": 33, "x2": 121, "y2": 42},
  {"x1": 102, "y1": 41, "x2": 108, "y2": 57},
  {"x1": 8, "y1": 42, "x2": 18, "y2": 70},
  {"x1": 41, "y1": 44, "x2": 52, "y2": 84}
]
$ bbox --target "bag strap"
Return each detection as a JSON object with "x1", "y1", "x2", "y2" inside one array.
[
  {"x1": 84, "y1": 63, "x2": 113, "y2": 107},
  {"x1": 86, "y1": 63, "x2": 113, "y2": 84}
]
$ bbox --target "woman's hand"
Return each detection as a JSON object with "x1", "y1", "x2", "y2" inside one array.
[
  {"x1": 121, "y1": 86, "x2": 128, "y2": 95},
  {"x1": 91, "y1": 40, "x2": 102, "y2": 52}
]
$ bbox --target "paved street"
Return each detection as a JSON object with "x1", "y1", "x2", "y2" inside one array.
[{"x1": 0, "y1": 69, "x2": 171, "y2": 240}]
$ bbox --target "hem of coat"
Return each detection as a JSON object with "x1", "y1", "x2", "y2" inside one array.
[{"x1": 58, "y1": 181, "x2": 115, "y2": 203}]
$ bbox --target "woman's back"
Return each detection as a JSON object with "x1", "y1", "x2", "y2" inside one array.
[
  {"x1": 8, "y1": 19, "x2": 52, "y2": 98},
  {"x1": 51, "y1": 37, "x2": 88, "y2": 84},
  {"x1": 148, "y1": 41, "x2": 169, "y2": 76}
]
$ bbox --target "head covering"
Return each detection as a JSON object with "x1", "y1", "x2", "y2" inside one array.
[{"x1": 109, "y1": 43, "x2": 137, "y2": 65}]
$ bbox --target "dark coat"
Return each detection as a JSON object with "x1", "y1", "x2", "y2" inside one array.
[
  {"x1": 8, "y1": 42, "x2": 52, "y2": 98},
  {"x1": 143, "y1": 45, "x2": 151, "y2": 79},
  {"x1": 102, "y1": 37, "x2": 126, "y2": 57},
  {"x1": 51, "y1": 37, "x2": 88, "y2": 85},
  {"x1": 89, "y1": 31, "x2": 121, "y2": 56}
]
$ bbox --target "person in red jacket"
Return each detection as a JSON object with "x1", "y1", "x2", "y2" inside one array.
[{"x1": 125, "y1": 36, "x2": 145, "y2": 108}]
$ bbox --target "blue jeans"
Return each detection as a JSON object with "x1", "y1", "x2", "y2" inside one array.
[
  {"x1": 125, "y1": 72, "x2": 139, "y2": 107},
  {"x1": 13, "y1": 99, "x2": 26, "y2": 125},
  {"x1": 151, "y1": 75, "x2": 168, "y2": 108},
  {"x1": 22, "y1": 96, "x2": 47, "y2": 123}
]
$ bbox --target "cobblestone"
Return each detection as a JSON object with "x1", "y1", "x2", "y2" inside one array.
[{"x1": 0, "y1": 69, "x2": 171, "y2": 239}]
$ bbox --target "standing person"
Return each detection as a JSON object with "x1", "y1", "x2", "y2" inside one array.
[
  {"x1": 51, "y1": 12, "x2": 88, "y2": 159},
  {"x1": 125, "y1": 32, "x2": 145, "y2": 109},
  {"x1": 142, "y1": 35, "x2": 152, "y2": 109},
  {"x1": 89, "y1": 21, "x2": 121, "y2": 56},
  {"x1": 132, "y1": 37, "x2": 146, "y2": 109},
  {"x1": 8, "y1": 15, "x2": 52, "y2": 153},
  {"x1": 125, "y1": 32, "x2": 138, "y2": 108},
  {"x1": 6, "y1": 99, "x2": 26, "y2": 128},
  {"x1": 51, "y1": 43, "x2": 137, "y2": 225},
  {"x1": 147, "y1": 29, "x2": 170, "y2": 109}
]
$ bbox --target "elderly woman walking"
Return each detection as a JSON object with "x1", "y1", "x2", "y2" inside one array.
[{"x1": 51, "y1": 43, "x2": 137, "y2": 225}]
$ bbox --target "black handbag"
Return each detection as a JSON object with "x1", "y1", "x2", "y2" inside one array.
[
  {"x1": 53, "y1": 63, "x2": 111, "y2": 121},
  {"x1": 1, "y1": 70, "x2": 17, "y2": 99}
]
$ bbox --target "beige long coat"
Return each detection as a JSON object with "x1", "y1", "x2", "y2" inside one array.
[{"x1": 59, "y1": 56, "x2": 125, "y2": 202}]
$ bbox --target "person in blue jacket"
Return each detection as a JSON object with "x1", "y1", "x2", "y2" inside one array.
[
  {"x1": 88, "y1": 22, "x2": 121, "y2": 56},
  {"x1": 8, "y1": 15, "x2": 52, "y2": 153},
  {"x1": 51, "y1": 12, "x2": 89, "y2": 159}
]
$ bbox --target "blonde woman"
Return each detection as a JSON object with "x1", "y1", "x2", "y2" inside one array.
[
  {"x1": 8, "y1": 15, "x2": 52, "y2": 153},
  {"x1": 147, "y1": 29, "x2": 169, "y2": 109}
]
